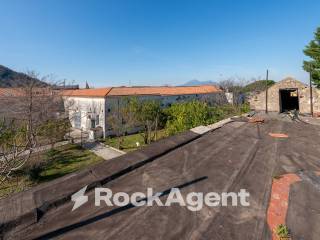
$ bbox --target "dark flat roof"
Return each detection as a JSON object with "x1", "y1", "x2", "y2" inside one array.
[{"x1": 1, "y1": 118, "x2": 320, "y2": 239}]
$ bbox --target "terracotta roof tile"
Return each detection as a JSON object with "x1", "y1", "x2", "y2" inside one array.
[
  {"x1": 62, "y1": 85, "x2": 221, "y2": 97},
  {"x1": 0, "y1": 88, "x2": 56, "y2": 97},
  {"x1": 108, "y1": 85, "x2": 221, "y2": 96},
  {"x1": 0, "y1": 88, "x2": 24, "y2": 97},
  {"x1": 62, "y1": 88, "x2": 112, "y2": 97}
]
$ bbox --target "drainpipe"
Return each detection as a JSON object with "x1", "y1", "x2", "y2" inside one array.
[{"x1": 310, "y1": 71, "x2": 314, "y2": 116}]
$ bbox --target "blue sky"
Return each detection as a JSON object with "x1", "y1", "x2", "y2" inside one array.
[{"x1": 1, "y1": 0, "x2": 319, "y2": 87}]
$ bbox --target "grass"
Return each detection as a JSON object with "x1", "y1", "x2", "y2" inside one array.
[
  {"x1": 104, "y1": 129, "x2": 168, "y2": 152},
  {"x1": 38, "y1": 144, "x2": 104, "y2": 181},
  {"x1": 0, "y1": 144, "x2": 104, "y2": 198}
]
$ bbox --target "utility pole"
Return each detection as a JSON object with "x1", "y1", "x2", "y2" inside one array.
[
  {"x1": 265, "y1": 69, "x2": 269, "y2": 114},
  {"x1": 310, "y1": 71, "x2": 314, "y2": 116}
]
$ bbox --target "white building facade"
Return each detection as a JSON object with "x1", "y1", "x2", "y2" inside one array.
[{"x1": 62, "y1": 85, "x2": 226, "y2": 138}]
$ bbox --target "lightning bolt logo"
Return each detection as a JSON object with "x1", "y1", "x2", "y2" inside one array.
[{"x1": 71, "y1": 185, "x2": 88, "y2": 211}]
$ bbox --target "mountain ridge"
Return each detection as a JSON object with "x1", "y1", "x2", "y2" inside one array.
[{"x1": 0, "y1": 65, "x2": 47, "y2": 87}]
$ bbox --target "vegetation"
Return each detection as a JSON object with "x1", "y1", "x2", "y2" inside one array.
[
  {"x1": 0, "y1": 73, "x2": 70, "y2": 185},
  {"x1": 0, "y1": 118, "x2": 36, "y2": 184},
  {"x1": 129, "y1": 98, "x2": 163, "y2": 144},
  {"x1": 272, "y1": 174, "x2": 283, "y2": 180},
  {"x1": 275, "y1": 224, "x2": 290, "y2": 239},
  {"x1": 0, "y1": 144, "x2": 104, "y2": 198},
  {"x1": 0, "y1": 65, "x2": 47, "y2": 87},
  {"x1": 104, "y1": 129, "x2": 168, "y2": 152},
  {"x1": 303, "y1": 27, "x2": 320, "y2": 88},
  {"x1": 0, "y1": 116, "x2": 71, "y2": 184},
  {"x1": 242, "y1": 80, "x2": 275, "y2": 93},
  {"x1": 38, "y1": 118, "x2": 71, "y2": 147},
  {"x1": 105, "y1": 101, "x2": 250, "y2": 149},
  {"x1": 108, "y1": 98, "x2": 165, "y2": 149},
  {"x1": 165, "y1": 101, "x2": 213, "y2": 135},
  {"x1": 107, "y1": 97, "x2": 138, "y2": 149},
  {"x1": 165, "y1": 101, "x2": 250, "y2": 135},
  {"x1": 219, "y1": 77, "x2": 276, "y2": 96}
]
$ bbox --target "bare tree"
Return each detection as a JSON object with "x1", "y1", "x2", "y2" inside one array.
[
  {"x1": 0, "y1": 119, "x2": 35, "y2": 184},
  {"x1": 0, "y1": 72, "x2": 68, "y2": 184},
  {"x1": 219, "y1": 77, "x2": 252, "y2": 105}
]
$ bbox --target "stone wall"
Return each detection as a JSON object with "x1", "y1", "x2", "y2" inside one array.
[{"x1": 249, "y1": 77, "x2": 320, "y2": 114}]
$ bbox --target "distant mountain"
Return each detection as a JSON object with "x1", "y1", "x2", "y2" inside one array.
[
  {"x1": 0, "y1": 65, "x2": 47, "y2": 87},
  {"x1": 181, "y1": 79, "x2": 218, "y2": 86}
]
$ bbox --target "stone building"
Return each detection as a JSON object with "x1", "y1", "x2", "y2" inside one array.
[
  {"x1": 62, "y1": 85, "x2": 226, "y2": 137},
  {"x1": 249, "y1": 77, "x2": 320, "y2": 114}
]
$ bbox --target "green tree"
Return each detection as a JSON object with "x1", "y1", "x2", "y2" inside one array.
[
  {"x1": 303, "y1": 27, "x2": 320, "y2": 88},
  {"x1": 133, "y1": 100, "x2": 162, "y2": 144},
  {"x1": 242, "y1": 80, "x2": 275, "y2": 93},
  {"x1": 164, "y1": 101, "x2": 250, "y2": 136},
  {"x1": 107, "y1": 97, "x2": 138, "y2": 149},
  {"x1": 38, "y1": 118, "x2": 70, "y2": 148},
  {"x1": 165, "y1": 101, "x2": 212, "y2": 135}
]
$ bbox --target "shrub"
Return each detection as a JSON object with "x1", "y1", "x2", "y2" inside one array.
[
  {"x1": 27, "y1": 164, "x2": 44, "y2": 181},
  {"x1": 165, "y1": 102, "x2": 250, "y2": 135},
  {"x1": 24, "y1": 156, "x2": 46, "y2": 181},
  {"x1": 165, "y1": 101, "x2": 213, "y2": 135},
  {"x1": 38, "y1": 118, "x2": 70, "y2": 146},
  {"x1": 24, "y1": 148, "x2": 58, "y2": 181},
  {"x1": 275, "y1": 224, "x2": 290, "y2": 238}
]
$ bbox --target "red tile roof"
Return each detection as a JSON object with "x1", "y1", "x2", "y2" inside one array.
[
  {"x1": 61, "y1": 85, "x2": 221, "y2": 97},
  {"x1": 0, "y1": 88, "x2": 57, "y2": 97},
  {"x1": 62, "y1": 88, "x2": 112, "y2": 97},
  {"x1": 0, "y1": 88, "x2": 24, "y2": 97}
]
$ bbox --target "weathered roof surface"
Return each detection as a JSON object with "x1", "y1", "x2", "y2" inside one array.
[
  {"x1": 2, "y1": 117, "x2": 320, "y2": 239},
  {"x1": 61, "y1": 85, "x2": 221, "y2": 97}
]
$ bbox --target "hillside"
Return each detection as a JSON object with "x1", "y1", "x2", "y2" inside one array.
[
  {"x1": 242, "y1": 80, "x2": 275, "y2": 93},
  {"x1": 0, "y1": 65, "x2": 47, "y2": 87}
]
